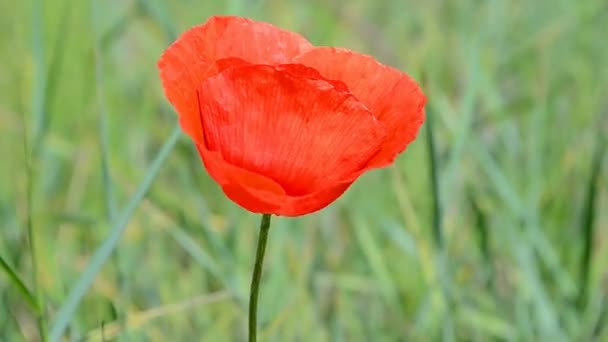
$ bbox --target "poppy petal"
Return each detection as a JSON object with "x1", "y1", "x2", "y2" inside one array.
[
  {"x1": 278, "y1": 182, "x2": 353, "y2": 216},
  {"x1": 158, "y1": 16, "x2": 313, "y2": 143},
  {"x1": 196, "y1": 146, "x2": 286, "y2": 213},
  {"x1": 197, "y1": 144, "x2": 354, "y2": 216},
  {"x1": 293, "y1": 47, "x2": 426, "y2": 167},
  {"x1": 196, "y1": 63, "x2": 385, "y2": 213}
]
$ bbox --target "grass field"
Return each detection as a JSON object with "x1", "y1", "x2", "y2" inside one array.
[{"x1": 1, "y1": 0, "x2": 607, "y2": 340}]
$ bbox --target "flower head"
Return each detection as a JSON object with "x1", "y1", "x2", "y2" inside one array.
[{"x1": 158, "y1": 16, "x2": 426, "y2": 216}]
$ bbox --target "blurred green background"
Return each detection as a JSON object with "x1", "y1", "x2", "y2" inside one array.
[{"x1": 1, "y1": 0, "x2": 607, "y2": 340}]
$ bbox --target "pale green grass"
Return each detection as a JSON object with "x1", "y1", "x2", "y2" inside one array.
[{"x1": 1, "y1": 0, "x2": 607, "y2": 341}]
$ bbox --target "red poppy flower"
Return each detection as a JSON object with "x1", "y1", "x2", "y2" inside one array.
[{"x1": 158, "y1": 16, "x2": 426, "y2": 216}]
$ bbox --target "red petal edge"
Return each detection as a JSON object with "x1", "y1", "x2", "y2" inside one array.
[
  {"x1": 158, "y1": 16, "x2": 313, "y2": 144},
  {"x1": 293, "y1": 47, "x2": 426, "y2": 168}
]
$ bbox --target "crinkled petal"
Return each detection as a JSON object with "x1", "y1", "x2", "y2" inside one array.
[
  {"x1": 198, "y1": 63, "x2": 385, "y2": 195},
  {"x1": 195, "y1": 63, "x2": 386, "y2": 215},
  {"x1": 293, "y1": 47, "x2": 426, "y2": 167},
  {"x1": 158, "y1": 16, "x2": 313, "y2": 143}
]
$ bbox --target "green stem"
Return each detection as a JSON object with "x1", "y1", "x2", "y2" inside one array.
[{"x1": 248, "y1": 214, "x2": 272, "y2": 342}]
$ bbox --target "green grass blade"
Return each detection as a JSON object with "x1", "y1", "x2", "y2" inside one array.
[
  {"x1": 0, "y1": 255, "x2": 39, "y2": 313},
  {"x1": 424, "y1": 106, "x2": 454, "y2": 338},
  {"x1": 31, "y1": 0, "x2": 47, "y2": 152},
  {"x1": 101, "y1": 6, "x2": 138, "y2": 50},
  {"x1": 163, "y1": 224, "x2": 236, "y2": 298},
  {"x1": 443, "y1": 43, "x2": 480, "y2": 195},
  {"x1": 577, "y1": 128, "x2": 606, "y2": 308},
  {"x1": 91, "y1": 0, "x2": 117, "y2": 221},
  {"x1": 424, "y1": 108, "x2": 443, "y2": 250},
  {"x1": 27, "y1": 0, "x2": 48, "y2": 337},
  {"x1": 48, "y1": 124, "x2": 181, "y2": 342},
  {"x1": 136, "y1": 0, "x2": 177, "y2": 41},
  {"x1": 351, "y1": 215, "x2": 397, "y2": 305},
  {"x1": 24, "y1": 95, "x2": 47, "y2": 342},
  {"x1": 467, "y1": 188, "x2": 494, "y2": 289},
  {"x1": 41, "y1": 0, "x2": 71, "y2": 140},
  {"x1": 593, "y1": 295, "x2": 608, "y2": 338}
]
